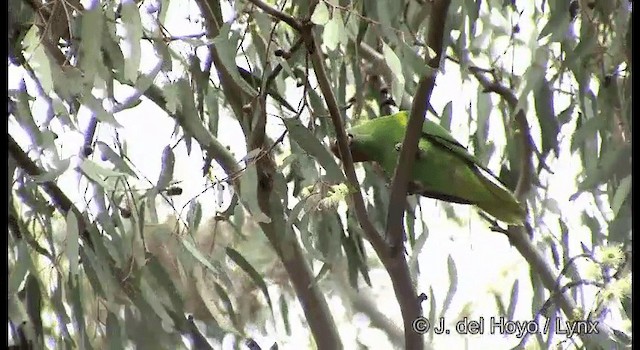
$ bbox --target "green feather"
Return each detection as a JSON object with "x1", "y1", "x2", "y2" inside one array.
[{"x1": 333, "y1": 111, "x2": 526, "y2": 225}]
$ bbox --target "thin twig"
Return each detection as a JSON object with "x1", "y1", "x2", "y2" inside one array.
[{"x1": 245, "y1": 0, "x2": 301, "y2": 31}]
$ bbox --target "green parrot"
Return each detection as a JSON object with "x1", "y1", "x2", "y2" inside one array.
[{"x1": 330, "y1": 111, "x2": 526, "y2": 225}]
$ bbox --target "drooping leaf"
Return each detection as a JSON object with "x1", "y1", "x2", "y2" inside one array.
[
  {"x1": 283, "y1": 118, "x2": 345, "y2": 182},
  {"x1": 440, "y1": 101, "x2": 453, "y2": 131},
  {"x1": 213, "y1": 282, "x2": 240, "y2": 330},
  {"x1": 94, "y1": 141, "x2": 136, "y2": 177},
  {"x1": 226, "y1": 247, "x2": 273, "y2": 312},
  {"x1": 79, "y1": 159, "x2": 126, "y2": 188},
  {"x1": 279, "y1": 294, "x2": 291, "y2": 335},
  {"x1": 65, "y1": 211, "x2": 80, "y2": 277},
  {"x1": 538, "y1": 8, "x2": 571, "y2": 42},
  {"x1": 382, "y1": 43, "x2": 405, "y2": 105},
  {"x1": 212, "y1": 24, "x2": 258, "y2": 97},
  {"x1": 79, "y1": 5, "x2": 104, "y2": 85},
  {"x1": 506, "y1": 279, "x2": 519, "y2": 320},
  {"x1": 23, "y1": 25, "x2": 53, "y2": 93},
  {"x1": 120, "y1": 0, "x2": 143, "y2": 81},
  {"x1": 611, "y1": 175, "x2": 631, "y2": 217},
  {"x1": 238, "y1": 164, "x2": 271, "y2": 223},
  {"x1": 156, "y1": 145, "x2": 175, "y2": 190},
  {"x1": 439, "y1": 255, "x2": 458, "y2": 319},
  {"x1": 8, "y1": 240, "x2": 30, "y2": 296},
  {"x1": 534, "y1": 78, "x2": 559, "y2": 156}
]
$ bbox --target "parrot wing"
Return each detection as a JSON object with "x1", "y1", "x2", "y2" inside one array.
[{"x1": 420, "y1": 120, "x2": 513, "y2": 191}]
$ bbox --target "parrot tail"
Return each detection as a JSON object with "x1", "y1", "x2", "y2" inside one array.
[{"x1": 475, "y1": 170, "x2": 527, "y2": 226}]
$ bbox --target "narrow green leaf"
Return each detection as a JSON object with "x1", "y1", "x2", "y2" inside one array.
[
  {"x1": 102, "y1": 28, "x2": 126, "y2": 81},
  {"x1": 611, "y1": 175, "x2": 631, "y2": 216},
  {"x1": 514, "y1": 47, "x2": 548, "y2": 115},
  {"x1": 80, "y1": 247, "x2": 114, "y2": 306},
  {"x1": 212, "y1": 24, "x2": 258, "y2": 97},
  {"x1": 144, "y1": 254, "x2": 184, "y2": 312},
  {"x1": 187, "y1": 201, "x2": 203, "y2": 232},
  {"x1": 94, "y1": 141, "x2": 136, "y2": 177},
  {"x1": 79, "y1": 159, "x2": 126, "y2": 187},
  {"x1": 440, "y1": 101, "x2": 453, "y2": 131},
  {"x1": 400, "y1": 41, "x2": 429, "y2": 76},
  {"x1": 120, "y1": 1, "x2": 143, "y2": 81},
  {"x1": 297, "y1": 211, "x2": 326, "y2": 262},
  {"x1": 68, "y1": 276, "x2": 93, "y2": 350},
  {"x1": 283, "y1": 118, "x2": 345, "y2": 182},
  {"x1": 79, "y1": 6, "x2": 104, "y2": 84},
  {"x1": 213, "y1": 282, "x2": 240, "y2": 330},
  {"x1": 238, "y1": 164, "x2": 271, "y2": 223},
  {"x1": 24, "y1": 274, "x2": 43, "y2": 346},
  {"x1": 279, "y1": 295, "x2": 291, "y2": 335},
  {"x1": 570, "y1": 115, "x2": 605, "y2": 153},
  {"x1": 82, "y1": 94, "x2": 122, "y2": 127},
  {"x1": 140, "y1": 278, "x2": 174, "y2": 329},
  {"x1": 428, "y1": 286, "x2": 437, "y2": 340},
  {"x1": 534, "y1": 78, "x2": 559, "y2": 156},
  {"x1": 408, "y1": 231, "x2": 429, "y2": 280},
  {"x1": 9, "y1": 240, "x2": 30, "y2": 295},
  {"x1": 206, "y1": 89, "x2": 220, "y2": 137},
  {"x1": 23, "y1": 25, "x2": 53, "y2": 93},
  {"x1": 493, "y1": 291, "x2": 506, "y2": 316},
  {"x1": 538, "y1": 11, "x2": 570, "y2": 42},
  {"x1": 181, "y1": 237, "x2": 221, "y2": 274},
  {"x1": 65, "y1": 211, "x2": 80, "y2": 276},
  {"x1": 226, "y1": 247, "x2": 273, "y2": 312},
  {"x1": 51, "y1": 283, "x2": 74, "y2": 345},
  {"x1": 439, "y1": 255, "x2": 458, "y2": 319},
  {"x1": 382, "y1": 43, "x2": 405, "y2": 104},
  {"x1": 506, "y1": 279, "x2": 519, "y2": 320},
  {"x1": 156, "y1": 145, "x2": 175, "y2": 190}
]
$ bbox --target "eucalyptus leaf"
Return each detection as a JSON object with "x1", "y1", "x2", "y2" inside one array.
[
  {"x1": 120, "y1": 1, "x2": 143, "y2": 81},
  {"x1": 283, "y1": 118, "x2": 345, "y2": 182},
  {"x1": 65, "y1": 211, "x2": 80, "y2": 276},
  {"x1": 439, "y1": 255, "x2": 458, "y2": 319},
  {"x1": 226, "y1": 247, "x2": 273, "y2": 312}
]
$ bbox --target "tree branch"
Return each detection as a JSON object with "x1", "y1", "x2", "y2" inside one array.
[
  {"x1": 194, "y1": 3, "x2": 343, "y2": 348},
  {"x1": 196, "y1": 0, "x2": 252, "y2": 128},
  {"x1": 459, "y1": 59, "x2": 617, "y2": 349},
  {"x1": 386, "y1": 0, "x2": 451, "y2": 252},
  {"x1": 245, "y1": 0, "x2": 302, "y2": 31},
  {"x1": 8, "y1": 135, "x2": 92, "y2": 248},
  {"x1": 301, "y1": 21, "x2": 424, "y2": 350}
]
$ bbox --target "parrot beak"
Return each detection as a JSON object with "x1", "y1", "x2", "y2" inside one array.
[
  {"x1": 331, "y1": 134, "x2": 354, "y2": 159},
  {"x1": 331, "y1": 134, "x2": 368, "y2": 162}
]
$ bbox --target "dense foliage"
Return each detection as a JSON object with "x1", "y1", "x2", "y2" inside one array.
[{"x1": 8, "y1": 0, "x2": 631, "y2": 349}]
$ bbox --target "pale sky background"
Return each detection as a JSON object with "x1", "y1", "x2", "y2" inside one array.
[{"x1": 8, "y1": 1, "x2": 625, "y2": 349}]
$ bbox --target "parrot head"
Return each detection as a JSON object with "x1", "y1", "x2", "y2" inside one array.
[
  {"x1": 330, "y1": 113, "x2": 407, "y2": 164},
  {"x1": 330, "y1": 133, "x2": 375, "y2": 163}
]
